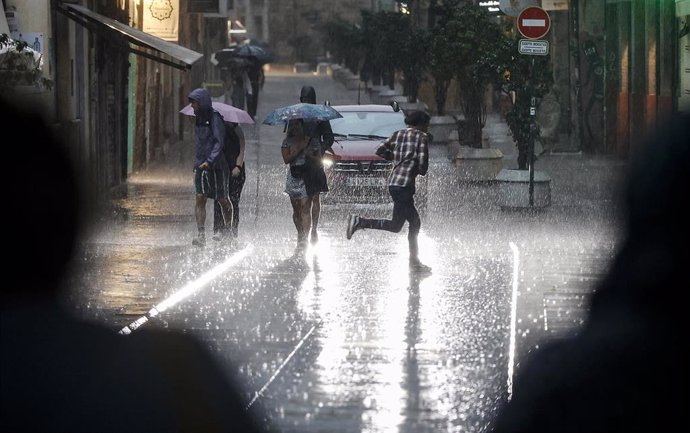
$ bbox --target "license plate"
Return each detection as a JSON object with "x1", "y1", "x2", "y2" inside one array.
[{"x1": 346, "y1": 176, "x2": 386, "y2": 187}]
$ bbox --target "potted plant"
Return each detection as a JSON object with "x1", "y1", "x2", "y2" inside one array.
[
  {"x1": 499, "y1": 37, "x2": 553, "y2": 169},
  {"x1": 397, "y1": 21, "x2": 428, "y2": 105},
  {"x1": 424, "y1": 3, "x2": 461, "y2": 117},
  {"x1": 494, "y1": 37, "x2": 554, "y2": 209},
  {"x1": 0, "y1": 33, "x2": 52, "y2": 95},
  {"x1": 320, "y1": 19, "x2": 365, "y2": 76},
  {"x1": 360, "y1": 11, "x2": 400, "y2": 91},
  {"x1": 425, "y1": 0, "x2": 463, "y2": 144}
]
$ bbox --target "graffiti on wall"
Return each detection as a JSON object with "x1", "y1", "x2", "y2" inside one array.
[{"x1": 580, "y1": 34, "x2": 604, "y2": 150}]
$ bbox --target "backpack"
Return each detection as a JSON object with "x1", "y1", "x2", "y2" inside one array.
[{"x1": 221, "y1": 121, "x2": 241, "y2": 166}]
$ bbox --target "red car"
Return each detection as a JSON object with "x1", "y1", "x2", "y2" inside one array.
[{"x1": 323, "y1": 104, "x2": 428, "y2": 208}]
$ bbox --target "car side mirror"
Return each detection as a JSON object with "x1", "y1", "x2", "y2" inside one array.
[
  {"x1": 391, "y1": 101, "x2": 401, "y2": 112},
  {"x1": 324, "y1": 100, "x2": 330, "y2": 106}
]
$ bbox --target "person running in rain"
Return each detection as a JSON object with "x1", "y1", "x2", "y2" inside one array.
[
  {"x1": 281, "y1": 119, "x2": 312, "y2": 247},
  {"x1": 188, "y1": 87, "x2": 234, "y2": 247},
  {"x1": 299, "y1": 85, "x2": 334, "y2": 243},
  {"x1": 345, "y1": 110, "x2": 431, "y2": 272},
  {"x1": 213, "y1": 121, "x2": 246, "y2": 240}
]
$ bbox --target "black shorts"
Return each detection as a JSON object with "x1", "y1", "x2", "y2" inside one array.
[{"x1": 194, "y1": 167, "x2": 229, "y2": 200}]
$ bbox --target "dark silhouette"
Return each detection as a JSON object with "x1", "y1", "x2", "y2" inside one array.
[
  {"x1": 0, "y1": 96, "x2": 267, "y2": 432},
  {"x1": 489, "y1": 113, "x2": 689, "y2": 432},
  {"x1": 213, "y1": 121, "x2": 247, "y2": 239},
  {"x1": 246, "y1": 59, "x2": 264, "y2": 118}
]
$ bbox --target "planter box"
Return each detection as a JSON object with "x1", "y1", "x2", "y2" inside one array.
[
  {"x1": 453, "y1": 147, "x2": 504, "y2": 182},
  {"x1": 368, "y1": 84, "x2": 388, "y2": 96},
  {"x1": 374, "y1": 89, "x2": 402, "y2": 104},
  {"x1": 428, "y1": 115, "x2": 456, "y2": 144},
  {"x1": 344, "y1": 76, "x2": 361, "y2": 90},
  {"x1": 316, "y1": 62, "x2": 330, "y2": 75},
  {"x1": 398, "y1": 100, "x2": 428, "y2": 113},
  {"x1": 293, "y1": 62, "x2": 311, "y2": 73},
  {"x1": 495, "y1": 169, "x2": 551, "y2": 209}
]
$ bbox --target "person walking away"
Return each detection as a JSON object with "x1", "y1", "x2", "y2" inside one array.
[
  {"x1": 188, "y1": 87, "x2": 234, "y2": 247},
  {"x1": 246, "y1": 59, "x2": 263, "y2": 119},
  {"x1": 281, "y1": 119, "x2": 313, "y2": 247},
  {"x1": 213, "y1": 121, "x2": 246, "y2": 239},
  {"x1": 299, "y1": 85, "x2": 334, "y2": 243},
  {"x1": 345, "y1": 110, "x2": 431, "y2": 272}
]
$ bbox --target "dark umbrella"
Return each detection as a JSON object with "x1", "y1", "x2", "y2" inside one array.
[{"x1": 231, "y1": 44, "x2": 274, "y2": 65}]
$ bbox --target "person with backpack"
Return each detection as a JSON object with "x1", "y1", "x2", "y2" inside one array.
[
  {"x1": 299, "y1": 85, "x2": 334, "y2": 243},
  {"x1": 213, "y1": 121, "x2": 246, "y2": 239},
  {"x1": 187, "y1": 88, "x2": 234, "y2": 247}
]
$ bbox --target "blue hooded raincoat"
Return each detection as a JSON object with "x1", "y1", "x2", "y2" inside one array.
[{"x1": 188, "y1": 88, "x2": 227, "y2": 170}]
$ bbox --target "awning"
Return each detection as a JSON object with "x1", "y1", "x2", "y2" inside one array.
[{"x1": 55, "y1": 3, "x2": 203, "y2": 70}]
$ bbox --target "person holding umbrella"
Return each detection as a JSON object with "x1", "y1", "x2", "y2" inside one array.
[
  {"x1": 299, "y1": 85, "x2": 334, "y2": 243},
  {"x1": 264, "y1": 100, "x2": 341, "y2": 247},
  {"x1": 180, "y1": 98, "x2": 253, "y2": 242},
  {"x1": 187, "y1": 88, "x2": 234, "y2": 247}
]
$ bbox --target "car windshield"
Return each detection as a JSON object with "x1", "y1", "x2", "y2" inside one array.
[{"x1": 330, "y1": 111, "x2": 405, "y2": 138}]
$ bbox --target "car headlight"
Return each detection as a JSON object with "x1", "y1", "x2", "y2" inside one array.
[{"x1": 322, "y1": 156, "x2": 334, "y2": 168}]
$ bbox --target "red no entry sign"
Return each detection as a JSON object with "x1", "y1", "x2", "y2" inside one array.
[{"x1": 517, "y1": 6, "x2": 551, "y2": 40}]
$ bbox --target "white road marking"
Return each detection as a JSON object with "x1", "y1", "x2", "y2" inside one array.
[
  {"x1": 246, "y1": 321, "x2": 320, "y2": 409},
  {"x1": 119, "y1": 244, "x2": 254, "y2": 335},
  {"x1": 507, "y1": 242, "x2": 520, "y2": 401}
]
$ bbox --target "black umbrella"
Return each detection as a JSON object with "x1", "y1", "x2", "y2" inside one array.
[
  {"x1": 230, "y1": 44, "x2": 273, "y2": 65},
  {"x1": 212, "y1": 49, "x2": 253, "y2": 68}
]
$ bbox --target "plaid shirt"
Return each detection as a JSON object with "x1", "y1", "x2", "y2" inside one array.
[{"x1": 376, "y1": 127, "x2": 430, "y2": 187}]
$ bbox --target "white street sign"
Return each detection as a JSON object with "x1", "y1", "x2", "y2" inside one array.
[{"x1": 519, "y1": 39, "x2": 549, "y2": 55}]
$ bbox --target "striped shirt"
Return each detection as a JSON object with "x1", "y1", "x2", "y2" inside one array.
[{"x1": 376, "y1": 127, "x2": 430, "y2": 187}]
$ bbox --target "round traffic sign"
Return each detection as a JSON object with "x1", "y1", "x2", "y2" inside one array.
[{"x1": 517, "y1": 6, "x2": 551, "y2": 39}]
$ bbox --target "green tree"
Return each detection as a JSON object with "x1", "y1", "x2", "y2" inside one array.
[
  {"x1": 424, "y1": 1, "x2": 464, "y2": 115},
  {"x1": 320, "y1": 19, "x2": 364, "y2": 73},
  {"x1": 398, "y1": 22, "x2": 428, "y2": 102}
]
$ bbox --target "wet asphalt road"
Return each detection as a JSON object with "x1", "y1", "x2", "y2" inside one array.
[{"x1": 66, "y1": 70, "x2": 625, "y2": 432}]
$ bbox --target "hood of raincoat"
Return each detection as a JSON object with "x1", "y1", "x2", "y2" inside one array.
[
  {"x1": 299, "y1": 86, "x2": 316, "y2": 104},
  {"x1": 188, "y1": 88, "x2": 213, "y2": 125}
]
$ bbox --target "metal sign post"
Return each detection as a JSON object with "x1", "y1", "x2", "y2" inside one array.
[{"x1": 516, "y1": 6, "x2": 550, "y2": 208}]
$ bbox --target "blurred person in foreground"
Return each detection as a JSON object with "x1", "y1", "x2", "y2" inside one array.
[
  {"x1": 345, "y1": 110, "x2": 431, "y2": 272},
  {"x1": 0, "y1": 96, "x2": 267, "y2": 433},
  {"x1": 489, "y1": 112, "x2": 689, "y2": 432}
]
